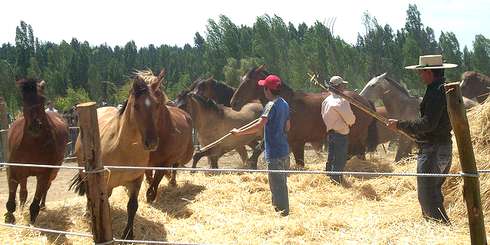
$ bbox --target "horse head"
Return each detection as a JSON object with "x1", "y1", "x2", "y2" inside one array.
[
  {"x1": 129, "y1": 75, "x2": 160, "y2": 151},
  {"x1": 16, "y1": 78, "x2": 48, "y2": 135},
  {"x1": 359, "y1": 72, "x2": 390, "y2": 102},
  {"x1": 230, "y1": 64, "x2": 268, "y2": 110}
]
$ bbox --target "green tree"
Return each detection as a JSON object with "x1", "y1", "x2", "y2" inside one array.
[
  {"x1": 439, "y1": 31, "x2": 463, "y2": 81},
  {"x1": 472, "y1": 34, "x2": 490, "y2": 75}
]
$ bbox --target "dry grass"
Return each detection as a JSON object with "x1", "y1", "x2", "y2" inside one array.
[{"x1": 0, "y1": 149, "x2": 483, "y2": 245}]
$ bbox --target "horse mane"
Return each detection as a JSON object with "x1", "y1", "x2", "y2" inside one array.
[
  {"x1": 133, "y1": 69, "x2": 170, "y2": 103},
  {"x1": 384, "y1": 77, "x2": 411, "y2": 97},
  {"x1": 190, "y1": 93, "x2": 224, "y2": 116}
]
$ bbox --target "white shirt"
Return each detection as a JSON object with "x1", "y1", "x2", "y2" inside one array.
[
  {"x1": 321, "y1": 93, "x2": 356, "y2": 135},
  {"x1": 45, "y1": 107, "x2": 58, "y2": 113}
]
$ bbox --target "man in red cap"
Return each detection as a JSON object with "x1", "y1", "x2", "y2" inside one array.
[{"x1": 230, "y1": 74, "x2": 291, "y2": 216}]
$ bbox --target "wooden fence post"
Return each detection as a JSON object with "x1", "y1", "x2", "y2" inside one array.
[
  {"x1": 77, "y1": 102, "x2": 113, "y2": 244},
  {"x1": 445, "y1": 82, "x2": 487, "y2": 245},
  {"x1": 0, "y1": 97, "x2": 9, "y2": 164}
]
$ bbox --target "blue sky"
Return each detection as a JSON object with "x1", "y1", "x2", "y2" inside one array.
[{"x1": 0, "y1": 0, "x2": 488, "y2": 50}]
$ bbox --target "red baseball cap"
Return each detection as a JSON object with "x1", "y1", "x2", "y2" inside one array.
[{"x1": 258, "y1": 75, "x2": 281, "y2": 90}]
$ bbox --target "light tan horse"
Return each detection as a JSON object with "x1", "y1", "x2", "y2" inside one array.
[{"x1": 70, "y1": 75, "x2": 161, "y2": 239}]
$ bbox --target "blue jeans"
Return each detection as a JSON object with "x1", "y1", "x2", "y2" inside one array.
[
  {"x1": 266, "y1": 155, "x2": 290, "y2": 216},
  {"x1": 326, "y1": 132, "x2": 348, "y2": 183},
  {"x1": 417, "y1": 143, "x2": 452, "y2": 223}
]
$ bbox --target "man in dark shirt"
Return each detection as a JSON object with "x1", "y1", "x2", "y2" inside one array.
[
  {"x1": 230, "y1": 74, "x2": 291, "y2": 216},
  {"x1": 387, "y1": 55, "x2": 457, "y2": 224}
]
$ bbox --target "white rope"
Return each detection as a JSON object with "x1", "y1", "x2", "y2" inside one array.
[
  {"x1": 0, "y1": 223, "x2": 202, "y2": 245},
  {"x1": 0, "y1": 161, "x2": 469, "y2": 178},
  {"x1": 113, "y1": 238, "x2": 205, "y2": 245},
  {"x1": 0, "y1": 129, "x2": 7, "y2": 133},
  {"x1": 0, "y1": 223, "x2": 92, "y2": 238}
]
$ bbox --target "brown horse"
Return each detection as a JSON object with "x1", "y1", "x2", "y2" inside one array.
[
  {"x1": 460, "y1": 71, "x2": 490, "y2": 103},
  {"x1": 5, "y1": 78, "x2": 68, "y2": 224},
  {"x1": 230, "y1": 66, "x2": 377, "y2": 167},
  {"x1": 175, "y1": 91, "x2": 263, "y2": 169},
  {"x1": 70, "y1": 75, "x2": 160, "y2": 239},
  {"x1": 136, "y1": 69, "x2": 194, "y2": 203}
]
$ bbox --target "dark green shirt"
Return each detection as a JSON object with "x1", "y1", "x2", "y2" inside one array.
[{"x1": 397, "y1": 78, "x2": 452, "y2": 144}]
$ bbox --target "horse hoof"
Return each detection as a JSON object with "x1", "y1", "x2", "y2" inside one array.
[
  {"x1": 169, "y1": 181, "x2": 177, "y2": 187},
  {"x1": 146, "y1": 189, "x2": 156, "y2": 203},
  {"x1": 4, "y1": 213, "x2": 15, "y2": 224}
]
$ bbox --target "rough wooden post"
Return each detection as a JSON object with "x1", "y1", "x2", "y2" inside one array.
[
  {"x1": 77, "y1": 102, "x2": 113, "y2": 244},
  {"x1": 0, "y1": 97, "x2": 9, "y2": 164},
  {"x1": 445, "y1": 82, "x2": 487, "y2": 245}
]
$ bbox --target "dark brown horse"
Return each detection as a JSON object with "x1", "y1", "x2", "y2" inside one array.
[
  {"x1": 230, "y1": 66, "x2": 377, "y2": 167},
  {"x1": 71, "y1": 74, "x2": 160, "y2": 239},
  {"x1": 6, "y1": 78, "x2": 68, "y2": 224},
  {"x1": 190, "y1": 77, "x2": 236, "y2": 106},
  {"x1": 136, "y1": 70, "x2": 194, "y2": 203},
  {"x1": 460, "y1": 71, "x2": 490, "y2": 103}
]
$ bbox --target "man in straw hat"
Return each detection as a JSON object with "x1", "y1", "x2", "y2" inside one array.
[
  {"x1": 321, "y1": 76, "x2": 356, "y2": 186},
  {"x1": 230, "y1": 74, "x2": 291, "y2": 216},
  {"x1": 387, "y1": 54, "x2": 457, "y2": 224}
]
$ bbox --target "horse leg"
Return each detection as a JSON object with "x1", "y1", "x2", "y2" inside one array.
[
  {"x1": 235, "y1": 146, "x2": 248, "y2": 166},
  {"x1": 39, "y1": 181, "x2": 52, "y2": 210},
  {"x1": 191, "y1": 152, "x2": 205, "y2": 173},
  {"x1": 145, "y1": 170, "x2": 154, "y2": 185},
  {"x1": 291, "y1": 142, "x2": 305, "y2": 169},
  {"x1": 19, "y1": 178, "x2": 28, "y2": 209},
  {"x1": 29, "y1": 175, "x2": 49, "y2": 224},
  {"x1": 146, "y1": 170, "x2": 165, "y2": 203},
  {"x1": 169, "y1": 163, "x2": 178, "y2": 187},
  {"x1": 209, "y1": 155, "x2": 219, "y2": 169},
  {"x1": 123, "y1": 176, "x2": 143, "y2": 240},
  {"x1": 5, "y1": 176, "x2": 19, "y2": 224},
  {"x1": 247, "y1": 141, "x2": 263, "y2": 169}
]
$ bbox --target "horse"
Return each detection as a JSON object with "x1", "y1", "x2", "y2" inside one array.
[
  {"x1": 230, "y1": 65, "x2": 378, "y2": 168},
  {"x1": 70, "y1": 74, "x2": 161, "y2": 239},
  {"x1": 187, "y1": 77, "x2": 264, "y2": 167},
  {"x1": 175, "y1": 91, "x2": 263, "y2": 169},
  {"x1": 5, "y1": 78, "x2": 68, "y2": 224},
  {"x1": 360, "y1": 73, "x2": 418, "y2": 162},
  {"x1": 460, "y1": 71, "x2": 490, "y2": 103},
  {"x1": 135, "y1": 69, "x2": 194, "y2": 203}
]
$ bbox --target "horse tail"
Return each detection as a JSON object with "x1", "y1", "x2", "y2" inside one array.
[
  {"x1": 366, "y1": 100, "x2": 379, "y2": 152},
  {"x1": 68, "y1": 172, "x2": 86, "y2": 196}
]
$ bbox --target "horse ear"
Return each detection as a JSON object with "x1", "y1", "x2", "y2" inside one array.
[
  {"x1": 150, "y1": 78, "x2": 161, "y2": 92},
  {"x1": 38, "y1": 80, "x2": 46, "y2": 92},
  {"x1": 256, "y1": 64, "x2": 266, "y2": 73},
  {"x1": 157, "y1": 69, "x2": 166, "y2": 84}
]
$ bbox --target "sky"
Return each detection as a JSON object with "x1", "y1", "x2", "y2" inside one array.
[{"x1": 0, "y1": 0, "x2": 488, "y2": 50}]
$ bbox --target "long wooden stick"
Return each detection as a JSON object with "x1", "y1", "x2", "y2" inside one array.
[
  {"x1": 308, "y1": 73, "x2": 416, "y2": 141},
  {"x1": 198, "y1": 118, "x2": 261, "y2": 153}
]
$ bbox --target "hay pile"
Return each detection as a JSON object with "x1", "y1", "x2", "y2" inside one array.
[
  {"x1": 444, "y1": 98, "x2": 490, "y2": 217},
  {"x1": 0, "y1": 149, "x2": 477, "y2": 244}
]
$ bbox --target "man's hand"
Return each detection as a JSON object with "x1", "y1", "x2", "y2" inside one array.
[
  {"x1": 386, "y1": 119, "x2": 398, "y2": 130},
  {"x1": 230, "y1": 128, "x2": 240, "y2": 135}
]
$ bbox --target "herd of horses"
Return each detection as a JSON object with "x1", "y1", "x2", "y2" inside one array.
[{"x1": 4, "y1": 66, "x2": 489, "y2": 239}]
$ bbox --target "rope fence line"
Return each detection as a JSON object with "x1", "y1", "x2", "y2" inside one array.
[
  {"x1": 0, "y1": 223, "x2": 203, "y2": 245},
  {"x1": 0, "y1": 161, "x2": 486, "y2": 178}
]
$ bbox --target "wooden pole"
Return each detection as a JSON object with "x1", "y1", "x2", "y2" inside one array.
[
  {"x1": 444, "y1": 82, "x2": 487, "y2": 245},
  {"x1": 308, "y1": 73, "x2": 416, "y2": 141},
  {"x1": 0, "y1": 97, "x2": 9, "y2": 164},
  {"x1": 77, "y1": 102, "x2": 113, "y2": 244}
]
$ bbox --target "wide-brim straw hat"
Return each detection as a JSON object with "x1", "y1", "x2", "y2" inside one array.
[
  {"x1": 328, "y1": 76, "x2": 349, "y2": 86},
  {"x1": 405, "y1": 54, "x2": 458, "y2": 70}
]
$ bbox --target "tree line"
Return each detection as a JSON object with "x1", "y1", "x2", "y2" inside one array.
[{"x1": 0, "y1": 4, "x2": 489, "y2": 113}]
